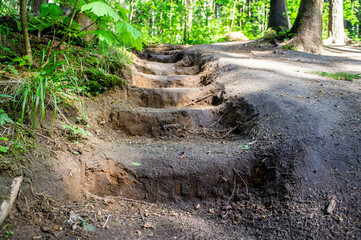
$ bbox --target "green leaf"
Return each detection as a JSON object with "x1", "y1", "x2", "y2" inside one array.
[
  {"x1": 40, "y1": 3, "x2": 63, "y2": 18},
  {"x1": 115, "y1": 22, "x2": 142, "y2": 40},
  {"x1": 92, "y1": 30, "x2": 118, "y2": 45},
  {"x1": 29, "y1": 14, "x2": 41, "y2": 24},
  {"x1": 114, "y1": 4, "x2": 130, "y2": 21},
  {"x1": 81, "y1": 1, "x2": 120, "y2": 22},
  {"x1": 115, "y1": 22, "x2": 145, "y2": 50},
  {"x1": 131, "y1": 162, "x2": 142, "y2": 166},
  {"x1": 0, "y1": 94, "x2": 13, "y2": 98},
  {"x1": 0, "y1": 146, "x2": 9, "y2": 153},
  {"x1": 0, "y1": 110, "x2": 13, "y2": 126}
]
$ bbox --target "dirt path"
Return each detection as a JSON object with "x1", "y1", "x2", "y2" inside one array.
[{"x1": 6, "y1": 42, "x2": 361, "y2": 239}]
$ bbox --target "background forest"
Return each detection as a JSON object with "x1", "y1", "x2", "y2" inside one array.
[
  {"x1": 0, "y1": 0, "x2": 360, "y2": 45},
  {"x1": 123, "y1": 0, "x2": 361, "y2": 44}
]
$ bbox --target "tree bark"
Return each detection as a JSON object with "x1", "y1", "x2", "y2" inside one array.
[
  {"x1": 31, "y1": 0, "x2": 42, "y2": 13},
  {"x1": 230, "y1": 0, "x2": 237, "y2": 30},
  {"x1": 326, "y1": 0, "x2": 347, "y2": 45},
  {"x1": 169, "y1": 0, "x2": 173, "y2": 43},
  {"x1": 20, "y1": 0, "x2": 32, "y2": 64},
  {"x1": 268, "y1": 0, "x2": 290, "y2": 32},
  {"x1": 289, "y1": 0, "x2": 323, "y2": 53},
  {"x1": 183, "y1": 0, "x2": 188, "y2": 44}
]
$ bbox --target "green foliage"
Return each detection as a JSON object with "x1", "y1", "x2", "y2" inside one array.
[
  {"x1": 283, "y1": 43, "x2": 297, "y2": 50},
  {"x1": 0, "y1": 109, "x2": 14, "y2": 126},
  {"x1": 61, "y1": 121, "x2": 91, "y2": 141},
  {"x1": 312, "y1": 71, "x2": 361, "y2": 81},
  {"x1": 0, "y1": 23, "x2": 17, "y2": 58},
  {"x1": 12, "y1": 46, "x2": 86, "y2": 130},
  {"x1": 80, "y1": 1, "x2": 145, "y2": 50},
  {"x1": 85, "y1": 67, "x2": 125, "y2": 94},
  {"x1": 12, "y1": 55, "x2": 30, "y2": 66},
  {"x1": 79, "y1": 43, "x2": 130, "y2": 94},
  {"x1": 40, "y1": 3, "x2": 63, "y2": 18},
  {"x1": 0, "y1": 123, "x2": 34, "y2": 174},
  {"x1": 81, "y1": 1, "x2": 120, "y2": 21}
]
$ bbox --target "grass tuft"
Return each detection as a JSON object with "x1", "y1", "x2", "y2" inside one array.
[{"x1": 311, "y1": 71, "x2": 361, "y2": 81}]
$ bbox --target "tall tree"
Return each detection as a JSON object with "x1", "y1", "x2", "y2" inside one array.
[
  {"x1": 31, "y1": 0, "x2": 42, "y2": 13},
  {"x1": 183, "y1": 0, "x2": 188, "y2": 43},
  {"x1": 20, "y1": 0, "x2": 32, "y2": 63},
  {"x1": 289, "y1": 0, "x2": 323, "y2": 53},
  {"x1": 268, "y1": 0, "x2": 290, "y2": 32},
  {"x1": 326, "y1": 0, "x2": 347, "y2": 45}
]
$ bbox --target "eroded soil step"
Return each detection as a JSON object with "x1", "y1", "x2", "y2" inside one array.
[
  {"x1": 134, "y1": 58, "x2": 200, "y2": 76},
  {"x1": 132, "y1": 72, "x2": 201, "y2": 88},
  {"x1": 147, "y1": 54, "x2": 180, "y2": 63},
  {"x1": 109, "y1": 107, "x2": 218, "y2": 136},
  {"x1": 119, "y1": 85, "x2": 223, "y2": 108},
  {"x1": 82, "y1": 139, "x2": 257, "y2": 202},
  {"x1": 150, "y1": 49, "x2": 182, "y2": 56}
]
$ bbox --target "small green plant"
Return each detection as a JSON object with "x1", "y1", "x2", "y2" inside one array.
[
  {"x1": 0, "y1": 123, "x2": 33, "y2": 174},
  {"x1": 0, "y1": 109, "x2": 14, "y2": 126},
  {"x1": 13, "y1": 45, "x2": 84, "y2": 130},
  {"x1": 61, "y1": 122, "x2": 91, "y2": 141},
  {"x1": 283, "y1": 43, "x2": 297, "y2": 51},
  {"x1": 5, "y1": 230, "x2": 14, "y2": 238},
  {"x1": 0, "y1": 137, "x2": 9, "y2": 153},
  {"x1": 311, "y1": 71, "x2": 361, "y2": 81}
]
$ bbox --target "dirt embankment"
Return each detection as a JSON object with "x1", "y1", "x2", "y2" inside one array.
[{"x1": 2, "y1": 42, "x2": 361, "y2": 239}]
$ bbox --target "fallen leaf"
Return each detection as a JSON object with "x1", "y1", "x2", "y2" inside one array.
[{"x1": 131, "y1": 162, "x2": 142, "y2": 166}]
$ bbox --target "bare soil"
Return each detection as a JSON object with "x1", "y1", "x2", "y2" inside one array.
[{"x1": 2, "y1": 41, "x2": 361, "y2": 239}]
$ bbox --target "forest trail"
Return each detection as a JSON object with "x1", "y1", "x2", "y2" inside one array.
[{"x1": 10, "y1": 42, "x2": 361, "y2": 239}]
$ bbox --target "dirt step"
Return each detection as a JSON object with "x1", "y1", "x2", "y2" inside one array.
[
  {"x1": 119, "y1": 85, "x2": 223, "y2": 108},
  {"x1": 150, "y1": 49, "x2": 182, "y2": 56},
  {"x1": 148, "y1": 44, "x2": 187, "y2": 52},
  {"x1": 132, "y1": 72, "x2": 201, "y2": 88},
  {"x1": 147, "y1": 54, "x2": 179, "y2": 63},
  {"x1": 109, "y1": 107, "x2": 218, "y2": 136},
  {"x1": 83, "y1": 140, "x2": 256, "y2": 202},
  {"x1": 134, "y1": 58, "x2": 200, "y2": 76}
]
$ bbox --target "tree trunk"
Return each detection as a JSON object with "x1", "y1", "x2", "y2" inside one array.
[
  {"x1": 129, "y1": 0, "x2": 134, "y2": 22},
  {"x1": 268, "y1": 0, "x2": 290, "y2": 32},
  {"x1": 326, "y1": 0, "x2": 347, "y2": 45},
  {"x1": 289, "y1": 0, "x2": 323, "y2": 53},
  {"x1": 183, "y1": 0, "x2": 188, "y2": 44},
  {"x1": 169, "y1": 0, "x2": 173, "y2": 43},
  {"x1": 188, "y1": 0, "x2": 193, "y2": 32},
  {"x1": 31, "y1": 0, "x2": 42, "y2": 13},
  {"x1": 230, "y1": 0, "x2": 237, "y2": 30},
  {"x1": 20, "y1": 0, "x2": 32, "y2": 64}
]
